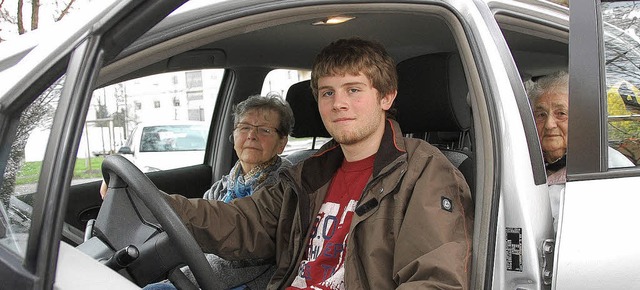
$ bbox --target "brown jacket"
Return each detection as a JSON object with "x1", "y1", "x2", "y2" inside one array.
[{"x1": 166, "y1": 119, "x2": 474, "y2": 289}]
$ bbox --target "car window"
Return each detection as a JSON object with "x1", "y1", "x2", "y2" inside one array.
[
  {"x1": 603, "y1": 1, "x2": 640, "y2": 168},
  {"x1": 261, "y1": 69, "x2": 311, "y2": 97},
  {"x1": 72, "y1": 69, "x2": 223, "y2": 176},
  {"x1": 139, "y1": 125, "x2": 206, "y2": 152},
  {"x1": 262, "y1": 69, "x2": 331, "y2": 155},
  {"x1": 0, "y1": 77, "x2": 63, "y2": 257}
]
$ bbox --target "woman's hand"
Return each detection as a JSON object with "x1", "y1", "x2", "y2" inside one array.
[{"x1": 100, "y1": 180, "x2": 108, "y2": 199}]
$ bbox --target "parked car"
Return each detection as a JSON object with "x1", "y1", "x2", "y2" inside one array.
[
  {"x1": 0, "y1": 0, "x2": 639, "y2": 289},
  {"x1": 117, "y1": 121, "x2": 208, "y2": 172}
]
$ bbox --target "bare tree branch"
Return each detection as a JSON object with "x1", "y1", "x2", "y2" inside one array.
[
  {"x1": 17, "y1": 0, "x2": 25, "y2": 34},
  {"x1": 56, "y1": 0, "x2": 76, "y2": 21},
  {"x1": 31, "y1": 0, "x2": 39, "y2": 31},
  {"x1": 0, "y1": 7, "x2": 16, "y2": 23}
]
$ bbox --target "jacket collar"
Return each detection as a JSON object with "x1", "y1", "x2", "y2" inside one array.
[
  {"x1": 373, "y1": 119, "x2": 406, "y2": 176},
  {"x1": 305, "y1": 118, "x2": 407, "y2": 180}
]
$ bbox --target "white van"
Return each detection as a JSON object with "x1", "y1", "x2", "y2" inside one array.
[{"x1": 118, "y1": 121, "x2": 208, "y2": 172}]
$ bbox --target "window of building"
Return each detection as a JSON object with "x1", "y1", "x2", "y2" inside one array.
[
  {"x1": 185, "y1": 71, "x2": 203, "y2": 89},
  {"x1": 187, "y1": 91, "x2": 203, "y2": 101},
  {"x1": 188, "y1": 108, "x2": 205, "y2": 121}
]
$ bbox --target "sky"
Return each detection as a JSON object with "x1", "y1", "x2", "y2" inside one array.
[
  {"x1": 0, "y1": 0, "x2": 225, "y2": 42},
  {"x1": 0, "y1": 0, "x2": 94, "y2": 42}
]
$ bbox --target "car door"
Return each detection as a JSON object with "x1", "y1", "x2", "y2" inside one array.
[
  {"x1": 0, "y1": 1, "x2": 190, "y2": 288},
  {"x1": 555, "y1": 0, "x2": 640, "y2": 288}
]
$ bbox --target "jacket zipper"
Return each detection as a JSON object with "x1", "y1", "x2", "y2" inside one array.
[
  {"x1": 278, "y1": 171, "x2": 313, "y2": 288},
  {"x1": 346, "y1": 160, "x2": 407, "y2": 285}
]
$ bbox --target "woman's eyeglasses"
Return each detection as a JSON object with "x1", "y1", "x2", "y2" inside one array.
[{"x1": 234, "y1": 123, "x2": 280, "y2": 137}]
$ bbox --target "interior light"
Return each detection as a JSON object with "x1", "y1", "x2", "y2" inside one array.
[{"x1": 312, "y1": 16, "x2": 356, "y2": 26}]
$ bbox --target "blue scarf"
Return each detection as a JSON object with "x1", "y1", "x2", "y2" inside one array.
[{"x1": 221, "y1": 156, "x2": 281, "y2": 203}]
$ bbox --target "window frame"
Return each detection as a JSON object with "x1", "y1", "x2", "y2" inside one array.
[
  {"x1": 567, "y1": 0, "x2": 640, "y2": 181},
  {"x1": 0, "y1": 1, "x2": 189, "y2": 288}
]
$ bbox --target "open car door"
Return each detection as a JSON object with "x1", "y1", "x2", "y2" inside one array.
[{"x1": 555, "y1": 0, "x2": 640, "y2": 288}]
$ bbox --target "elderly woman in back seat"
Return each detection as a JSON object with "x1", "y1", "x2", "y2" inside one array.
[
  {"x1": 526, "y1": 70, "x2": 633, "y2": 231},
  {"x1": 527, "y1": 71, "x2": 570, "y2": 185},
  {"x1": 104, "y1": 94, "x2": 294, "y2": 290}
]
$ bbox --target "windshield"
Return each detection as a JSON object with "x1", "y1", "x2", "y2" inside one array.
[{"x1": 139, "y1": 125, "x2": 207, "y2": 152}]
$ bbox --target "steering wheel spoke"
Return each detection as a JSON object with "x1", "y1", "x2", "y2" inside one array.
[{"x1": 94, "y1": 155, "x2": 220, "y2": 290}]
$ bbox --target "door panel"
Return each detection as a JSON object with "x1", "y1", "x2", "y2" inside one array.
[
  {"x1": 65, "y1": 164, "x2": 212, "y2": 236},
  {"x1": 554, "y1": 177, "x2": 640, "y2": 289},
  {"x1": 559, "y1": 0, "x2": 640, "y2": 288}
]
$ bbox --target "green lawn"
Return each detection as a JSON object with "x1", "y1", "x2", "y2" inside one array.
[{"x1": 16, "y1": 156, "x2": 105, "y2": 185}]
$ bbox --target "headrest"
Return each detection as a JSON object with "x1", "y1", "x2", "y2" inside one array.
[
  {"x1": 395, "y1": 53, "x2": 471, "y2": 133},
  {"x1": 285, "y1": 80, "x2": 331, "y2": 138}
]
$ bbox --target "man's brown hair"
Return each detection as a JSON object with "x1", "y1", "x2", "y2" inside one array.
[{"x1": 310, "y1": 37, "x2": 398, "y2": 100}]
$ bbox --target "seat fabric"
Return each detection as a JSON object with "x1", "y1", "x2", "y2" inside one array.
[{"x1": 395, "y1": 53, "x2": 475, "y2": 196}]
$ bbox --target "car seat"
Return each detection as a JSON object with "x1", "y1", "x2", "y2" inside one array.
[
  {"x1": 395, "y1": 52, "x2": 475, "y2": 196},
  {"x1": 284, "y1": 80, "x2": 331, "y2": 164}
]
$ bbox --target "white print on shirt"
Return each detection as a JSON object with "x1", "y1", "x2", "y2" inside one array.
[{"x1": 290, "y1": 199, "x2": 358, "y2": 290}]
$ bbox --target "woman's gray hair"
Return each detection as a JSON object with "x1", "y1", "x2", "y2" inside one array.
[
  {"x1": 526, "y1": 70, "x2": 569, "y2": 105},
  {"x1": 233, "y1": 93, "x2": 295, "y2": 137}
]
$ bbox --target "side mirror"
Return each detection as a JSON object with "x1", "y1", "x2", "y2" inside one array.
[{"x1": 118, "y1": 146, "x2": 133, "y2": 154}]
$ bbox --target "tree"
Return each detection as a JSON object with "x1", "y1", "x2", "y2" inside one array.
[
  {"x1": 0, "y1": 0, "x2": 16, "y2": 42},
  {"x1": 0, "y1": 0, "x2": 81, "y2": 205},
  {"x1": 1, "y1": 78, "x2": 60, "y2": 206},
  {"x1": 0, "y1": 0, "x2": 78, "y2": 43},
  {"x1": 94, "y1": 98, "x2": 110, "y2": 127},
  {"x1": 604, "y1": 1, "x2": 640, "y2": 165}
]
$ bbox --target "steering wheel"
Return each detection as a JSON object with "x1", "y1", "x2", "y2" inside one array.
[{"x1": 100, "y1": 155, "x2": 220, "y2": 290}]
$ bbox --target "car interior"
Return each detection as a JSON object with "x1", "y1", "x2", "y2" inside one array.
[{"x1": 50, "y1": 2, "x2": 569, "y2": 287}]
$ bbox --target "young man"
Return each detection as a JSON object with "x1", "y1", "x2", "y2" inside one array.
[{"x1": 166, "y1": 38, "x2": 474, "y2": 289}]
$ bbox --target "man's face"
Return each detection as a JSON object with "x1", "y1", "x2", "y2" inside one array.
[
  {"x1": 533, "y1": 91, "x2": 569, "y2": 163},
  {"x1": 316, "y1": 73, "x2": 394, "y2": 146}
]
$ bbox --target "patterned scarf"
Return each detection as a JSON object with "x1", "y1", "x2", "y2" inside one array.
[{"x1": 221, "y1": 156, "x2": 281, "y2": 203}]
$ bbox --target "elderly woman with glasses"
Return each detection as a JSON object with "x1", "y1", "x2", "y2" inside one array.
[
  {"x1": 526, "y1": 71, "x2": 633, "y2": 233},
  {"x1": 136, "y1": 94, "x2": 294, "y2": 290},
  {"x1": 206, "y1": 94, "x2": 294, "y2": 202},
  {"x1": 183, "y1": 94, "x2": 294, "y2": 289}
]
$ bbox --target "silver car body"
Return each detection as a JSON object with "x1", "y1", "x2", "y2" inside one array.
[{"x1": 0, "y1": 0, "x2": 638, "y2": 289}]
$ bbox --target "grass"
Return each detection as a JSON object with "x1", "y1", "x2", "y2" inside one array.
[{"x1": 16, "y1": 156, "x2": 105, "y2": 185}]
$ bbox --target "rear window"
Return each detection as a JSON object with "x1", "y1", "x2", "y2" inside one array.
[{"x1": 139, "y1": 125, "x2": 207, "y2": 152}]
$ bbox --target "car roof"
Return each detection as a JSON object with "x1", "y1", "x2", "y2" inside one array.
[
  {"x1": 98, "y1": 0, "x2": 568, "y2": 86},
  {"x1": 0, "y1": 0, "x2": 569, "y2": 98}
]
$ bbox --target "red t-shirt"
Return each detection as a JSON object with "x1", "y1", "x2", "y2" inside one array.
[{"x1": 287, "y1": 154, "x2": 375, "y2": 290}]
